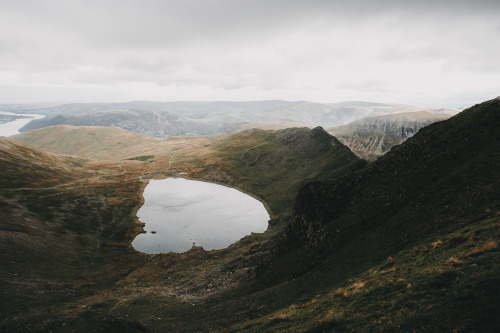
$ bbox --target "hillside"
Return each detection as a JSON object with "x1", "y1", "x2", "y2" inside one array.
[
  {"x1": 13, "y1": 100, "x2": 457, "y2": 137},
  {"x1": 1, "y1": 124, "x2": 361, "y2": 332},
  {"x1": 18, "y1": 109, "x2": 235, "y2": 137},
  {"x1": 328, "y1": 111, "x2": 451, "y2": 160},
  {"x1": 11, "y1": 125, "x2": 167, "y2": 160},
  {"x1": 235, "y1": 97, "x2": 500, "y2": 331},
  {"x1": 1, "y1": 98, "x2": 498, "y2": 332},
  {"x1": 12, "y1": 126, "x2": 360, "y2": 218}
]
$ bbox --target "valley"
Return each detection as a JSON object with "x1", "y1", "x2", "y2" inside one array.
[{"x1": 0, "y1": 98, "x2": 499, "y2": 332}]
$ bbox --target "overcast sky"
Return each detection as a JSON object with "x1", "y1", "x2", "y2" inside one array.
[{"x1": 0, "y1": 0, "x2": 499, "y2": 108}]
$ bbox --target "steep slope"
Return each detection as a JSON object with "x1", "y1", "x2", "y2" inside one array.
[
  {"x1": 213, "y1": 127, "x2": 362, "y2": 217},
  {"x1": 2, "y1": 98, "x2": 496, "y2": 332},
  {"x1": 328, "y1": 111, "x2": 451, "y2": 160},
  {"x1": 230, "y1": 98, "x2": 500, "y2": 332}
]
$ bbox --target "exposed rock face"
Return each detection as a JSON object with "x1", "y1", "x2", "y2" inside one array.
[{"x1": 328, "y1": 111, "x2": 451, "y2": 160}]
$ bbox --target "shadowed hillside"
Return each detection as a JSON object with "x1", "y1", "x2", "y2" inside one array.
[
  {"x1": 234, "y1": 97, "x2": 500, "y2": 332},
  {"x1": 1, "y1": 98, "x2": 498, "y2": 332}
]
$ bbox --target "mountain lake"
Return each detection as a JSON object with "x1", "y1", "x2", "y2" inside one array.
[
  {"x1": 132, "y1": 178, "x2": 270, "y2": 254},
  {"x1": 0, "y1": 111, "x2": 45, "y2": 137}
]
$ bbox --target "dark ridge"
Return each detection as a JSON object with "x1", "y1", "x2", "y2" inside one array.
[{"x1": 258, "y1": 97, "x2": 500, "y2": 284}]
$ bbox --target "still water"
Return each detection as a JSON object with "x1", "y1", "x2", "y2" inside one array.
[
  {"x1": 132, "y1": 178, "x2": 269, "y2": 254},
  {"x1": 0, "y1": 111, "x2": 45, "y2": 137}
]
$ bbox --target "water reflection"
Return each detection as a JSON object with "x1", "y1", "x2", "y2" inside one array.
[{"x1": 132, "y1": 178, "x2": 269, "y2": 254}]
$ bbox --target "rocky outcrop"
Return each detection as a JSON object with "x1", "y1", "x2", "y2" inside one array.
[{"x1": 328, "y1": 111, "x2": 451, "y2": 160}]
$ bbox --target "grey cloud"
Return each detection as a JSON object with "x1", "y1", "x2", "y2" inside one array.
[
  {"x1": 0, "y1": 0, "x2": 498, "y2": 106},
  {"x1": 5, "y1": 1, "x2": 500, "y2": 49}
]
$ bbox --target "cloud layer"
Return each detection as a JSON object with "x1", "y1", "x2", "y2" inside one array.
[{"x1": 1, "y1": 0, "x2": 499, "y2": 107}]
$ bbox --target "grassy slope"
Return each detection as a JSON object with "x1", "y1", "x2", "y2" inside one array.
[
  {"x1": 0, "y1": 139, "x2": 149, "y2": 331},
  {"x1": 212, "y1": 127, "x2": 361, "y2": 218},
  {"x1": 12, "y1": 125, "x2": 361, "y2": 218},
  {"x1": 1, "y1": 99, "x2": 498, "y2": 332},
  {"x1": 10, "y1": 125, "x2": 166, "y2": 160},
  {"x1": 222, "y1": 98, "x2": 500, "y2": 332},
  {"x1": 2, "y1": 126, "x2": 360, "y2": 331}
]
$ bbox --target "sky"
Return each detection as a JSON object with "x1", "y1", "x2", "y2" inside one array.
[{"x1": 0, "y1": 0, "x2": 499, "y2": 108}]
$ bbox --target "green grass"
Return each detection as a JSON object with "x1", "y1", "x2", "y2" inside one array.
[{"x1": 214, "y1": 127, "x2": 360, "y2": 217}]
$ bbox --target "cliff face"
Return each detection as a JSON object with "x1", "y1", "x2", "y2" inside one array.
[{"x1": 328, "y1": 111, "x2": 451, "y2": 160}]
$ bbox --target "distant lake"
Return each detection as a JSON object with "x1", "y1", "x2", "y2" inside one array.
[
  {"x1": 0, "y1": 111, "x2": 45, "y2": 137},
  {"x1": 132, "y1": 178, "x2": 269, "y2": 254}
]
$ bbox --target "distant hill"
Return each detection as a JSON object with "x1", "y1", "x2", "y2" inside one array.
[
  {"x1": 0, "y1": 138, "x2": 88, "y2": 188},
  {"x1": 11, "y1": 125, "x2": 166, "y2": 159},
  {"x1": 14, "y1": 100, "x2": 458, "y2": 137},
  {"x1": 328, "y1": 111, "x2": 451, "y2": 160}
]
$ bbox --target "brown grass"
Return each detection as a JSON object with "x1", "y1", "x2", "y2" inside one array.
[
  {"x1": 431, "y1": 240, "x2": 443, "y2": 250},
  {"x1": 468, "y1": 239, "x2": 498, "y2": 256}
]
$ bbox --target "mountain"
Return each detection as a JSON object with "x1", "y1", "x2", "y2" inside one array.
[
  {"x1": 0, "y1": 139, "x2": 88, "y2": 188},
  {"x1": 2, "y1": 124, "x2": 361, "y2": 331},
  {"x1": 11, "y1": 125, "x2": 167, "y2": 160},
  {"x1": 12, "y1": 125, "x2": 360, "y2": 217},
  {"x1": 328, "y1": 111, "x2": 451, "y2": 160},
  {"x1": 1, "y1": 98, "x2": 498, "y2": 332},
  {"x1": 18, "y1": 109, "x2": 235, "y2": 137},
  {"x1": 14, "y1": 100, "x2": 458, "y2": 137},
  {"x1": 240, "y1": 97, "x2": 500, "y2": 331}
]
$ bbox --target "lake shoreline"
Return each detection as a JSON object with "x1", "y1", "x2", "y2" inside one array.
[{"x1": 132, "y1": 178, "x2": 270, "y2": 254}]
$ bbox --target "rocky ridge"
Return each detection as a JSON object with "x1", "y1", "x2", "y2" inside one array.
[{"x1": 328, "y1": 111, "x2": 451, "y2": 160}]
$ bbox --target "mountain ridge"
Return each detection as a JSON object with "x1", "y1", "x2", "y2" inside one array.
[
  {"x1": 0, "y1": 98, "x2": 498, "y2": 332},
  {"x1": 13, "y1": 100, "x2": 458, "y2": 137},
  {"x1": 328, "y1": 111, "x2": 451, "y2": 160},
  {"x1": 240, "y1": 97, "x2": 500, "y2": 331}
]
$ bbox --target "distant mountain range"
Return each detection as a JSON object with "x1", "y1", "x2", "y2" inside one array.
[
  {"x1": 328, "y1": 111, "x2": 451, "y2": 160},
  {"x1": 7, "y1": 100, "x2": 458, "y2": 137}
]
